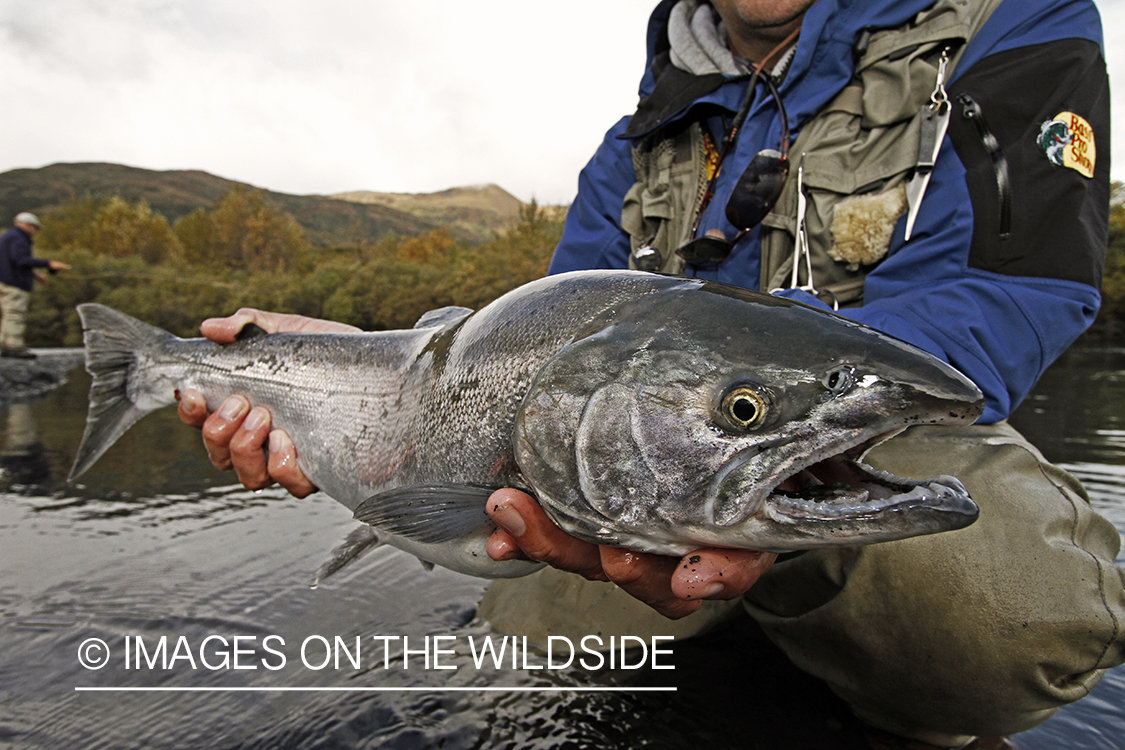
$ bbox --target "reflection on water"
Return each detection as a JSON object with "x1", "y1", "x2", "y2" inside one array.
[
  {"x1": 1, "y1": 403, "x2": 50, "y2": 489},
  {"x1": 1, "y1": 348, "x2": 1123, "y2": 749},
  {"x1": 1010, "y1": 347, "x2": 1125, "y2": 557}
]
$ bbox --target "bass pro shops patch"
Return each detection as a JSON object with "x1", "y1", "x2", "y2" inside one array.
[{"x1": 1036, "y1": 112, "x2": 1096, "y2": 178}]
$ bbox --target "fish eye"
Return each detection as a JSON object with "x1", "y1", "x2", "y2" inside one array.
[
  {"x1": 823, "y1": 367, "x2": 856, "y2": 396},
  {"x1": 720, "y1": 385, "x2": 770, "y2": 431}
]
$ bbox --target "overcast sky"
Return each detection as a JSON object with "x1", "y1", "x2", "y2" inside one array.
[{"x1": 1, "y1": 0, "x2": 1123, "y2": 205}]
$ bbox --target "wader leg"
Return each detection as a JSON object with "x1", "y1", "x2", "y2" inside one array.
[
  {"x1": 0, "y1": 282, "x2": 31, "y2": 350},
  {"x1": 479, "y1": 567, "x2": 742, "y2": 648},
  {"x1": 478, "y1": 423, "x2": 1124, "y2": 741},
  {"x1": 743, "y1": 422, "x2": 1125, "y2": 742}
]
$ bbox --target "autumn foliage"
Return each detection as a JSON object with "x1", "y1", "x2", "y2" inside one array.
[
  {"x1": 26, "y1": 187, "x2": 563, "y2": 346},
  {"x1": 1093, "y1": 190, "x2": 1125, "y2": 342},
  {"x1": 25, "y1": 182, "x2": 1125, "y2": 346}
]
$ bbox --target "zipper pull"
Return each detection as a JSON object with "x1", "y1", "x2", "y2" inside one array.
[{"x1": 957, "y1": 92, "x2": 1012, "y2": 240}]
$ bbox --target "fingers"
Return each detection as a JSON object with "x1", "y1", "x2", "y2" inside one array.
[
  {"x1": 176, "y1": 389, "x2": 247, "y2": 468},
  {"x1": 600, "y1": 547, "x2": 775, "y2": 619},
  {"x1": 176, "y1": 390, "x2": 318, "y2": 497},
  {"x1": 198, "y1": 313, "x2": 256, "y2": 344},
  {"x1": 267, "y1": 431, "x2": 318, "y2": 498},
  {"x1": 599, "y1": 546, "x2": 703, "y2": 619},
  {"x1": 199, "y1": 395, "x2": 251, "y2": 473},
  {"x1": 176, "y1": 388, "x2": 208, "y2": 428},
  {"x1": 485, "y1": 488, "x2": 778, "y2": 620},
  {"x1": 670, "y1": 548, "x2": 778, "y2": 602},
  {"x1": 486, "y1": 489, "x2": 607, "y2": 582},
  {"x1": 199, "y1": 308, "x2": 360, "y2": 344},
  {"x1": 226, "y1": 404, "x2": 272, "y2": 489}
]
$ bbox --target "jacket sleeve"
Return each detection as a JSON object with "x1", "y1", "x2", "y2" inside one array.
[
  {"x1": 548, "y1": 117, "x2": 637, "y2": 274},
  {"x1": 814, "y1": 12, "x2": 1109, "y2": 424},
  {"x1": 1, "y1": 231, "x2": 48, "y2": 270}
]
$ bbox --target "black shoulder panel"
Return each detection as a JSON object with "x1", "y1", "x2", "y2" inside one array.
[
  {"x1": 946, "y1": 38, "x2": 1109, "y2": 288},
  {"x1": 623, "y1": 54, "x2": 728, "y2": 139}
]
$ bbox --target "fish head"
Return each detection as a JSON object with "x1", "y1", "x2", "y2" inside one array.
[{"x1": 514, "y1": 279, "x2": 985, "y2": 554}]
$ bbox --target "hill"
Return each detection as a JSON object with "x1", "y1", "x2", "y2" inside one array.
[
  {"x1": 0, "y1": 163, "x2": 525, "y2": 246},
  {"x1": 332, "y1": 184, "x2": 523, "y2": 243}
]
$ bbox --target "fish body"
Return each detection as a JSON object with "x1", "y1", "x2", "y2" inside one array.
[{"x1": 70, "y1": 270, "x2": 985, "y2": 578}]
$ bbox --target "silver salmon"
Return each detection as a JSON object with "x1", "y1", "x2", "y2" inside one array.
[{"x1": 69, "y1": 270, "x2": 984, "y2": 578}]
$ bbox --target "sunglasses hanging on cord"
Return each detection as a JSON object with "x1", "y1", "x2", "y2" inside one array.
[
  {"x1": 676, "y1": 70, "x2": 791, "y2": 268},
  {"x1": 675, "y1": 28, "x2": 798, "y2": 269}
]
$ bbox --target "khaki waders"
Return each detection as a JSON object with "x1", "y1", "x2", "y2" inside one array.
[
  {"x1": 479, "y1": 422, "x2": 1125, "y2": 742},
  {"x1": 0, "y1": 281, "x2": 31, "y2": 350}
]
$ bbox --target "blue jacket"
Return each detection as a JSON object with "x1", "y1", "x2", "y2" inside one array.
[
  {"x1": 549, "y1": 0, "x2": 1109, "y2": 423},
  {"x1": 0, "y1": 226, "x2": 50, "y2": 292}
]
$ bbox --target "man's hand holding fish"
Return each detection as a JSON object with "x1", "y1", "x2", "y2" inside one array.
[
  {"x1": 485, "y1": 487, "x2": 778, "y2": 619},
  {"x1": 177, "y1": 309, "x2": 358, "y2": 499},
  {"x1": 176, "y1": 309, "x2": 778, "y2": 620}
]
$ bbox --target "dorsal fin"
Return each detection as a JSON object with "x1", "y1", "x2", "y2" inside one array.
[
  {"x1": 235, "y1": 322, "x2": 269, "y2": 341},
  {"x1": 413, "y1": 306, "x2": 472, "y2": 331}
]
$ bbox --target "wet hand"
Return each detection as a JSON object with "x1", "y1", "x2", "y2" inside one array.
[
  {"x1": 175, "y1": 309, "x2": 359, "y2": 497},
  {"x1": 485, "y1": 488, "x2": 777, "y2": 619}
]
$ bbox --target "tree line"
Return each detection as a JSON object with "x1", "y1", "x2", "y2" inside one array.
[
  {"x1": 26, "y1": 186, "x2": 564, "y2": 347},
  {"x1": 1093, "y1": 187, "x2": 1125, "y2": 342},
  {"x1": 19, "y1": 183, "x2": 1125, "y2": 347}
]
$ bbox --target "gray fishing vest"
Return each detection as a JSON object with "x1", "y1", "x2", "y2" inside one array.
[{"x1": 622, "y1": 0, "x2": 1004, "y2": 307}]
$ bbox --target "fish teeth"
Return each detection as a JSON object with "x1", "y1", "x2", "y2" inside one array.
[
  {"x1": 769, "y1": 479, "x2": 957, "y2": 520},
  {"x1": 707, "y1": 429, "x2": 909, "y2": 527}
]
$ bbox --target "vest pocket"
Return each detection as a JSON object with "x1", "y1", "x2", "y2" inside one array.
[
  {"x1": 759, "y1": 82, "x2": 926, "y2": 306},
  {"x1": 759, "y1": 0, "x2": 973, "y2": 305},
  {"x1": 622, "y1": 123, "x2": 708, "y2": 276}
]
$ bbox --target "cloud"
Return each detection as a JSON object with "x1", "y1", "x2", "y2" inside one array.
[
  {"x1": 2, "y1": 0, "x2": 1123, "y2": 205},
  {"x1": 0, "y1": 0, "x2": 655, "y2": 203},
  {"x1": 1098, "y1": 0, "x2": 1125, "y2": 183}
]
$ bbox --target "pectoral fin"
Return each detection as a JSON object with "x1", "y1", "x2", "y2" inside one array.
[{"x1": 354, "y1": 484, "x2": 497, "y2": 544}]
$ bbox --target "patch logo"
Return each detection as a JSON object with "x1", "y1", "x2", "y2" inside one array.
[{"x1": 1037, "y1": 112, "x2": 1095, "y2": 178}]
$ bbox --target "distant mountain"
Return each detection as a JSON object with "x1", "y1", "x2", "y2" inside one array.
[
  {"x1": 333, "y1": 184, "x2": 524, "y2": 243},
  {"x1": 0, "y1": 163, "x2": 525, "y2": 246}
]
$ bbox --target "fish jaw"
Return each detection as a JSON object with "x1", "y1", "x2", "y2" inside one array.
[
  {"x1": 688, "y1": 369, "x2": 985, "y2": 551},
  {"x1": 765, "y1": 460, "x2": 979, "y2": 547},
  {"x1": 600, "y1": 428, "x2": 980, "y2": 557},
  {"x1": 698, "y1": 431, "x2": 979, "y2": 552}
]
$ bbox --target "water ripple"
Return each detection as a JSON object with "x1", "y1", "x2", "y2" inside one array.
[{"x1": 3, "y1": 346, "x2": 1124, "y2": 750}]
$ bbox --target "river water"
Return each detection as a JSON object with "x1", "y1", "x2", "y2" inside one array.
[{"x1": 1, "y1": 347, "x2": 1122, "y2": 750}]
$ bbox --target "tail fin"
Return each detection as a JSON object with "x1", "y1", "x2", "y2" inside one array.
[{"x1": 68, "y1": 304, "x2": 176, "y2": 480}]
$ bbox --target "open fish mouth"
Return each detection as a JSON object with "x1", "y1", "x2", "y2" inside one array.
[{"x1": 765, "y1": 431, "x2": 976, "y2": 523}]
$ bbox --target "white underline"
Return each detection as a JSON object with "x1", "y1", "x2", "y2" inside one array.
[{"x1": 75, "y1": 686, "x2": 676, "y2": 693}]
